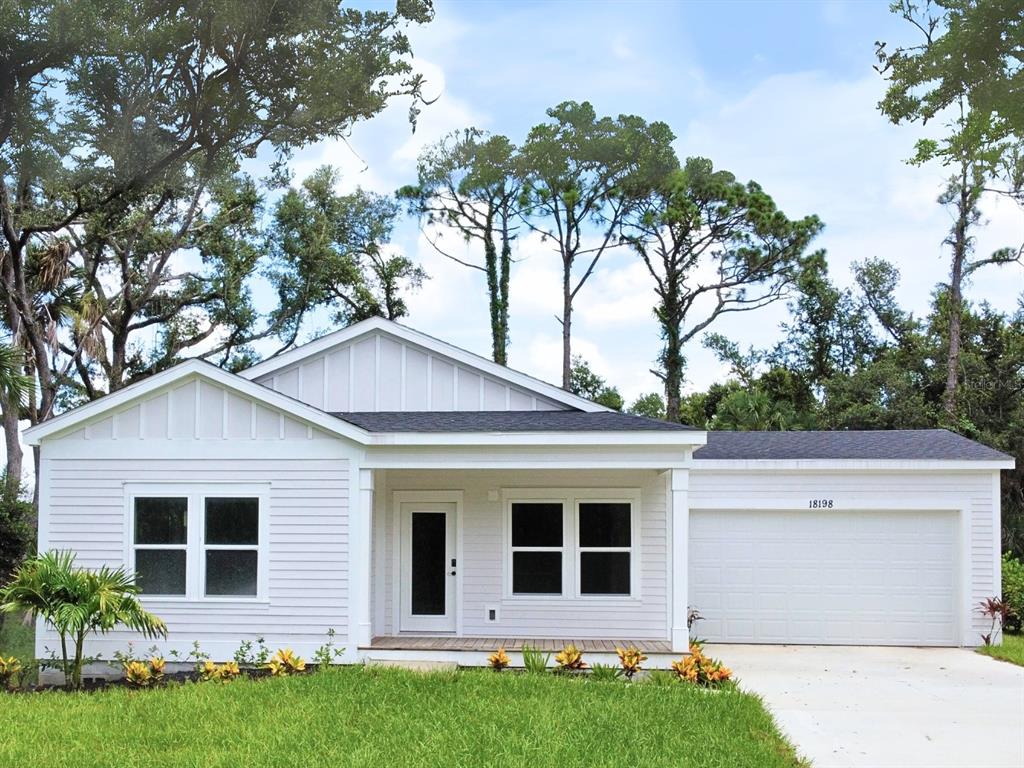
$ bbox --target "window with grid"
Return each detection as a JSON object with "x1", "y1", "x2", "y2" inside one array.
[
  {"x1": 510, "y1": 502, "x2": 564, "y2": 595},
  {"x1": 577, "y1": 501, "x2": 631, "y2": 596}
]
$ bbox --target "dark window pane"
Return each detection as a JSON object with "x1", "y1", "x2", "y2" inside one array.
[
  {"x1": 580, "y1": 552, "x2": 630, "y2": 595},
  {"x1": 135, "y1": 549, "x2": 186, "y2": 595},
  {"x1": 205, "y1": 498, "x2": 259, "y2": 545},
  {"x1": 511, "y1": 503, "x2": 562, "y2": 547},
  {"x1": 205, "y1": 550, "x2": 258, "y2": 596},
  {"x1": 134, "y1": 498, "x2": 187, "y2": 545},
  {"x1": 411, "y1": 512, "x2": 446, "y2": 615},
  {"x1": 512, "y1": 551, "x2": 561, "y2": 594},
  {"x1": 579, "y1": 502, "x2": 631, "y2": 548}
]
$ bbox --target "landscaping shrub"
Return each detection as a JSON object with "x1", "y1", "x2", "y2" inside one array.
[
  {"x1": 487, "y1": 648, "x2": 510, "y2": 671},
  {"x1": 1002, "y1": 553, "x2": 1024, "y2": 633},
  {"x1": 616, "y1": 646, "x2": 646, "y2": 679},
  {"x1": 0, "y1": 654, "x2": 22, "y2": 689},
  {"x1": 266, "y1": 649, "x2": 305, "y2": 676},
  {"x1": 588, "y1": 663, "x2": 622, "y2": 682},
  {"x1": 671, "y1": 644, "x2": 732, "y2": 688},
  {"x1": 554, "y1": 643, "x2": 586, "y2": 672},
  {"x1": 520, "y1": 645, "x2": 550, "y2": 674},
  {"x1": 201, "y1": 661, "x2": 241, "y2": 683}
]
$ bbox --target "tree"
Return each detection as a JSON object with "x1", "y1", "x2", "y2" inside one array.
[
  {"x1": 268, "y1": 167, "x2": 425, "y2": 339},
  {"x1": 1, "y1": 0, "x2": 433, "y2": 489},
  {"x1": 567, "y1": 355, "x2": 624, "y2": 411},
  {"x1": 0, "y1": 551, "x2": 166, "y2": 688},
  {"x1": 628, "y1": 392, "x2": 666, "y2": 420},
  {"x1": 519, "y1": 102, "x2": 677, "y2": 388},
  {"x1": 400, "y1": 129, "x2": 521, "y2": 364},
  {"x1": 877, "y1": 0, "x2": 1022, "y2": 420},
  {"x1": 619, "y1": 157, "x2": 824, "y2": 422}
]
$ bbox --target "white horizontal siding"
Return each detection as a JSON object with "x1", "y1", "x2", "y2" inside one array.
[
  {"x1": 256, "y1": 330, "x2": 570, "y2": 413},
  {"x1": 690, "y1": 468, "x2": 1000, "y2": 645},
  {"x1": 374, "y1": 469, "x2": 669, "y2": 640}
]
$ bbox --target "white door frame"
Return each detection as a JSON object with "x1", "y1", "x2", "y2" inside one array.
[{"x1": 393, "y1": 490, "x2": 463, "y2": 634}]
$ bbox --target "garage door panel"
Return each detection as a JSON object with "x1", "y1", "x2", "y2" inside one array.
[{"x1": 689, "y1": 509, "x2": 958, "y2": 646}]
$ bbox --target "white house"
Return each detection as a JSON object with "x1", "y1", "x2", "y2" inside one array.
[{"x1": 24, "y1": 317, "x2": 1013, "y2": 667}]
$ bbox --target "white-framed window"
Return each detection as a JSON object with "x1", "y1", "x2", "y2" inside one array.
[
  {"x1": 504, "y1": 489, "x2": 640, "y2": 600},
  {"x1": 127, "y1": 484, "x2": 268, "y2": 601},
  {"x1": 509, "y1": 501, "x2": 565, "y2": 596},
  {"x1": 576, "y1": 501, "x2": 632, "y2": 596}
]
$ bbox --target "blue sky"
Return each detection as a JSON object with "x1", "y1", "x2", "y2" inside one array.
[{"x1": 285, "y1": 0, "x2": 1024, "y2": 402}]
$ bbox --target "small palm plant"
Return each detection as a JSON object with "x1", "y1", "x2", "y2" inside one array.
[{"x1": 0, "y1": 551, "x2": 166, "y2": 689}]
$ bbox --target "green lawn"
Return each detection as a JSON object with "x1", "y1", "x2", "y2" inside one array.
[
  {"x1": 977, "y1": 633, "x2": 1024, "y2": 667},
  {"x1": 0, "y1": 666, "x2": 804, "y2": 768}
]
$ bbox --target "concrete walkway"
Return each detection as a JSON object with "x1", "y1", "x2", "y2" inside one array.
[{"x1": 706, "y1": 644, "x2": 1024, "y2": 768}]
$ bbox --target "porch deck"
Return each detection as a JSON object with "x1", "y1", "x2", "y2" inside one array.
[{"x1": 365, "y1": 636, "x2": 674, "y2": 653}]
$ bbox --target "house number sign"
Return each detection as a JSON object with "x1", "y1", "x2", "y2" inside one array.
[{"x1": 808, "y1": 498, "x2": 835, "y2": 509}]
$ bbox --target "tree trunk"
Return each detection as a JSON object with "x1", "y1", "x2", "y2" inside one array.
[
  {"x1": 661, "y1": 286, "x2": 684, "y2": 423},
  {"x1": 561, "y1": 257, "x2": 572, "y2": 390},
  {"x1": 943, "y1": 167, "x2": 970, "y2": 421},
  {"x1": 497, "y1": 214, "x2": 512, "y2": 366},
  {"x1": 483, "y1": 213, "x2": 504, "y2": 366},
  {"x1": 2, "y1": 394, "x2": 21, "y2": 494}
]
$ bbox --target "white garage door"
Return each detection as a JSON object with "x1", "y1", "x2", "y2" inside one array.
[{"x1": 689, "y1": 510, "x2": 959, "y2": 646}]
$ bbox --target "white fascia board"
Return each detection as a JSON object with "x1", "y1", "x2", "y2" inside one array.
[
  {"x1": 23, "y1": 359, "x2": 373, "y2": 446},
  {"x1": 235, "y1": 316, "x2": 609, "y2": 412},
  {"x1": 363, "y1": 430, "x2": 708, "y2": 447},
  {"x1": 692, "y1": 458, "x2": 1016, "y2": 472}
]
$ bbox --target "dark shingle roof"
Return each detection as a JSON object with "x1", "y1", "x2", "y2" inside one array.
[
  {"x1": 333, "y1": 411, "x2": 699, "y2": 433},
  {"x1": 694, "y1": 429, "x2": 1012, "y2": 462}
]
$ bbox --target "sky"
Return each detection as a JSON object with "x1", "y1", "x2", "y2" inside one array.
[{"x1": 280, "y1": 0, "x2": 1024, "y2": 403}]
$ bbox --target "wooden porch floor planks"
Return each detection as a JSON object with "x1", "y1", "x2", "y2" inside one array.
[{"x1": 366, "y1": 636, "x2": 673, "y2": 653}]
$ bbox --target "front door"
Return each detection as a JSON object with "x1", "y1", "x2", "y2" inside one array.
[{"x1": 400, "y1": 501, "x2": 457, "y2": 632}]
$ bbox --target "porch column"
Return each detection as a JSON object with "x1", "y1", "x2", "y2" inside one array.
[
  {"x1": 670, "y1": 467, "x2": 690, "y2": 652},
  {"x1": 352, "y1": 468, "x2": 374, "y2": 649}
]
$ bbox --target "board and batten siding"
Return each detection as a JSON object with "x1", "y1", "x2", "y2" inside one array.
[
  {"x1": 689, "y1": 468, "x2": 1000, "y2": 645},
  {"x1": 254, "y1": 331, "x2": 571, "y2": 412},
  {"x1": 37, "y1": 376, "x2": 357, "y2": 661},
  {"x1": 373, "y1": 469, "x2": 670, "y2": 640}
]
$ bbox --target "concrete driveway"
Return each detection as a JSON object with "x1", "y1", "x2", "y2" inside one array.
[{"x1": 706, "y1": 644, "x2": 1024, "y2": 768}]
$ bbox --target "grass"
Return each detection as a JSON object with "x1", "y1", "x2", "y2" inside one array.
[
  {"x1": 0, "y1": 666, "x2": 805, "y2": 768},
  {"x1": 977, "y1": 633, "x2": 1024, "y2": 667}
]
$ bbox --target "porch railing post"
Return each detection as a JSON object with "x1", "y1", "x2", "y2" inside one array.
[{"x1": 670, "y1": 468, "x2": 690, "y2": 653}]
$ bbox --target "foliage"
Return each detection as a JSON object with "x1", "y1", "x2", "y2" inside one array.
[
  {"x1": 233, "y1": 637, "x2": 271, "y2": 668},
  {"x1": 0, "y1": 654, "x2": 22, "y2": 689},
  {"x1": 268, "y1": 166, "x2": 426, "y2": 339},
  {"x1": 520, "y1": 645, "x2": 550, "y2": 674},
  {"x1": 311, "y1": 628, "x2": 344, "y2": 668},
  {"x1": 619, "y1": 156, "x2": 824, "y2": 422},
  {"x1": 615, "y1": 646, "x2": 646, "y2": 679},
  {"x1": 977, "y1": 633, "x2": 1024, "y2": 667},
  {"x1": 1002, "y1": 554, "x2": 1024, "y2": 632},
  {"x1": 0, "y1": 0, "x2": 434, "y2": 486},
  {"x1": 265, "y1": 649, "x2": 306, "y2": 677},
  {"x1": 568, "y1": 356, "x2": 623, "y2": 410},
  {"x1": 123, "y1": 658, "x2": 166, "y2": 688},
  {"x1": 519, "y1": 101, "x2": 678, "y2": 388},
  {"x1": 0, "y1": 476, "x2": 34, "y2": 583},
  {"x1": 487, "y1": 647, "x2": 510, "y2": 671},
  {"x1": 200, "y1": 660, "x2": 241, "y2": 683},
  {"x1": 0, "y1": 551, "x2": 165, "y2": 689},
  {"x1": 0, "y1": 667, "x2": 805, "y2": 768},
  {"x1": 645, "y1": 670, "x2": 677, "y2": 687},
  {"x1": 400, "y1": 129, "x2": 522, "y2": 365},
  {"x1": 554, "y1": 643, "x2": 586, "y2": 672},
  {"x1": 628, "y1": 392, "x2": 666, "y2": 420},
  {"x1": 588, "y1": 663, "x2": 622, "y2": 683},
  {"x1": 671, "y1": 644, "x2": 733, "y2": 688},
  {"x1": 979, "y1": 597, "x2": 1012, "y2": 646}
]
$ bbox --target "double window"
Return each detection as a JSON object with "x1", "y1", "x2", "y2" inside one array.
[
  {"x1": 507, "y1": 491, "x2": 637, "y2": 599},
  {"x1": 131, "y1": 487, "x2": 265, "y2": 599}
]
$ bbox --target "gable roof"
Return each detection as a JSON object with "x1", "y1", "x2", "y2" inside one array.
[
  {"x1": 694, "y1": 429, "x2": 1013, "y2": 462},
  {"x1": 22, "y1": 359, "x2": 373, "y2": 446},
  {"x1": 335, "y1": 411, "x2": 700, "y2": 433},
  {"x1": 236, "y1": 316, "x2": 608, "y2": 413}
]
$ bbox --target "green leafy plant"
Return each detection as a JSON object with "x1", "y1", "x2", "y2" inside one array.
[
  {"x1": 0, "y1": 551, "x2": 166, "y2": 689},
  {"x1": 520, "y1": 645, "x2": 550, "y2": 674},
  {"x1": 200, "y1": 660, "x2": 241, "y2": 683},
  {"x1": 646, "y1": 670, "x2": 678, "y2": 686},
  {"x1": 588, "y1": 663, "x2": 622, "y2": 683},
  {"x1": 312, "y1": 628, "x2": 345, "y2": 668},
  {"x1": 1002, "y1": 554, "x2": 1024, "y2": 633},
  {"x1": 234, "y1": 636, "x2": 272, "y2": 667}
]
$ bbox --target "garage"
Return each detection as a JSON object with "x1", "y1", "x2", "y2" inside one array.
[{"x1": 689, "y1": 508, "x2": 960, "y2": 646}]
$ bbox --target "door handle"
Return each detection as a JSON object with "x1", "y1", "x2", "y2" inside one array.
[{"x1": 449, "y1": 570, "x2": 456, "y2": 576}]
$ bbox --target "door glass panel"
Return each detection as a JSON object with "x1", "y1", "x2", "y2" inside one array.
[{"x1": 411, "y1": 512, "x2": 446, "y2": 616}]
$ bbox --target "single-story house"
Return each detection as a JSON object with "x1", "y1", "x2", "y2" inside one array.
[{"x1": 25, "y1": 317, "x2": 1013, "y2": 667}]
